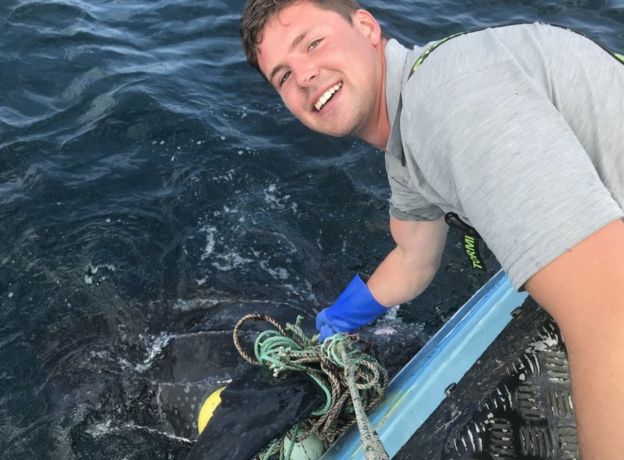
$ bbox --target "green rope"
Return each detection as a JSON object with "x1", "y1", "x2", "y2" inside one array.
[
  {"x1": 260, "y1": 440, "x2": 280, "y2": 460},
  {"x1": 234, "y1": 314, "x2": 389, "y2": 460},
  {"x1": 253, "y1": 318, "x2": 334, "y2": 416},
  {"x1": 282, "y1": 425, "x2": 299, "y2": 460}
]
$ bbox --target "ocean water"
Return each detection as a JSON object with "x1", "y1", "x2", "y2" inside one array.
[{"x1": 1, "y1": 0, "x2": 622, "y2": 458}]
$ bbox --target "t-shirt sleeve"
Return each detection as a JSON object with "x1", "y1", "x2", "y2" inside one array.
[
  {"x1": 385, "y1": 152, "x2": 445, "y2": 221},
  {"x1": 407, "y1": 60, "x2": 623, "y2": 289}
]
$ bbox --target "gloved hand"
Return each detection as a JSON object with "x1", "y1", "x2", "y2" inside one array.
[{"x1": 316, "y1": 274, "x2": 388, "y2": 342}]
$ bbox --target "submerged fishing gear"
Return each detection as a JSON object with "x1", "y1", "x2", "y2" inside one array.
[{"x1": 233, "y1": 313, "x2": 390, "y2": 460}]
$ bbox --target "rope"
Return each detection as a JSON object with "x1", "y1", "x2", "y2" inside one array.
[
  {"x1": 233, "y1": 313, "x2": 390, "y2": 460},
  {"x1": 338, "y1": 343, "x2": 389, "y2": 460}
]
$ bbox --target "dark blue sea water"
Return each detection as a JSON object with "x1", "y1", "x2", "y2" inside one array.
[{"x1": 1, "y1": 0, "x2": 623, "y2": 458}]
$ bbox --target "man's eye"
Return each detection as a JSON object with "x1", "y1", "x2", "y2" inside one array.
[
  {"x1": 279, "y1": 71, "x2": 291, "y2": 87},
  {"x1": 308, "y1": 38, "x2": 323, "y2": 51}
]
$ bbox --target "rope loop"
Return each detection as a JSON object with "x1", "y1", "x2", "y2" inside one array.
[{"x1": 233, "y1": 313, "x2": 288, "y2": 365}]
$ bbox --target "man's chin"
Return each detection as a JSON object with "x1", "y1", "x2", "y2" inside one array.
[
  {"x1": 322, "y1": 128, "x2": 350, "y2": 139},
  {"x1": 304, "y1": 120, "x2": 359, "y2": 139}
]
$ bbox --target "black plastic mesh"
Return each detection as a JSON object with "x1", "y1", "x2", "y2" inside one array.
[{"x1": 396, "y1": 297, "x2": 579, "y2": 460}]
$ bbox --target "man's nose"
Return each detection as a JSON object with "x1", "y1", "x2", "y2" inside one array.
[{"x1": 294, "y1": 60, "x2": 318, "y2": 87}]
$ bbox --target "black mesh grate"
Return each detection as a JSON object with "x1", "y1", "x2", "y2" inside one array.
[{"x1": 395, "y1": 297, "x2": 579, "y2": 460}]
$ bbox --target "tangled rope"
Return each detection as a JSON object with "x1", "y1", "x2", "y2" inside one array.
[{"x1": 233, "y1": 313, "x2": 389, "y2": 460}]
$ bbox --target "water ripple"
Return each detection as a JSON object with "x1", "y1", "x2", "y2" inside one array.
[{"x1": 8, "y1": 1, "x2": 97, "y2": 27}]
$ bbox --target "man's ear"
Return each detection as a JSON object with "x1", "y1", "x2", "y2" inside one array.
[{"x1": 351, "y1": 9, "x2": 382, "y2": 45}]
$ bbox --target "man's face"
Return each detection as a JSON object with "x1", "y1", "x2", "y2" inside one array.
[{"x1": 256, "y1": 2, "x2": 385, "y2": 139}]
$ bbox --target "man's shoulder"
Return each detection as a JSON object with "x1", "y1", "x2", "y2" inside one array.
[{"x1": 400, "y1": 23, "x2": 561, "y2": 103}]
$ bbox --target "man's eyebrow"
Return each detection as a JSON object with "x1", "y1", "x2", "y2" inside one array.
[{"x1": 268, "y1": 29, "x2": 311, "y2": 83}]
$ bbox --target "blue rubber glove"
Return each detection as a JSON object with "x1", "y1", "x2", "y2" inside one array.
[{"x1": 316, "y1": 274, "x2": 387, "y2": 342}]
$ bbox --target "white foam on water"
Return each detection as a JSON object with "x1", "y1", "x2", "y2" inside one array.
[
  {"x1": 211, "y1": 169, "x2": 235, "y2": 183},
  {"x1": 195, "y1": 276, "x2": 208, "y2": 286},
  {"x1": 211, "y1": 252, "x2": 253, "y2": 271},
  {"x1": 85, "y1": 419, "x2": 193, "y2": 444},
  {"x1": 172, "y1": 297, "x2": 224, "y2": 311},
  {"x1": 89, "y1": 350, "x2": 110, "y2": 360},
  {"x1": 371, "y1": 306, "x2": 402, "y2": 335},
  {"x1": 259, "y1": 260, "x2": 290, "y2": 280},
  {"x1": 263, "y1": 183, "x2": 294, "y2": 210},
  {"x1": 199, "y1": 225, "x2": 217, "y2": 260},
  {"x1": 373, "y1": 326, "x2": 398, "y2": 336},
  {"x1": 135, "y1": 333, "x2": 173, "y2": 373},
  {"x1": 371, "y1": 318, "x2": 426, "y2": 344},
  {"x1": 123, "y1": 423, "x2": 194, "y2": 444},
  {"x1": 84, "y1": 263, "x2": 116, "y2": 285},
  {"x1": 384, "y1": 305, "x2": 400, "y2": 320},
  {"x1": 85, "y1": 419, "x2": 112, "y2": 438}
]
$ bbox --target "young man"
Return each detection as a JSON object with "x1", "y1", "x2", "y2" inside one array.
[{"x1": 241, "y1": 0, "x2": 624, "y2": 457}]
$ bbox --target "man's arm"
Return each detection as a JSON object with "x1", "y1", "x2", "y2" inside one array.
[
  {"x1": 315, "y1": 216, "x2": 447, "y2": 341},
  {"x1": 367, "y1": 216, "x2": 448, "y2": 307},
  {"x1": 525, "y1": 218, "x2": 624, "y2": 459}
]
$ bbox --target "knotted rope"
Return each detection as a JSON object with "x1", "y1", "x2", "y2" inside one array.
[{"x1": 233, "y1": 313, "x2": 390, "y2": 460}]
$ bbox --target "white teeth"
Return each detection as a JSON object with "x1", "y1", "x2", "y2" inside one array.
[{"x1": 314, "y1": 83, "x2": 342, "y2": 111}]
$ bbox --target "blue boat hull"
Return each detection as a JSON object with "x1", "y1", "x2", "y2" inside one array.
[{"x1": 322, "y1": 270, "x2": 528, "y2": 459}]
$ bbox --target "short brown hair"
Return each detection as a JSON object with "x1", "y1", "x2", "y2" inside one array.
[{"x1": 241, "y1": 0, "x2": 361, "y2": 73}]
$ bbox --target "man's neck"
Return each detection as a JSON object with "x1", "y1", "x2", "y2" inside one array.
[{"x1": 359, "y1": 37, "x2": 391, "y2": 151}]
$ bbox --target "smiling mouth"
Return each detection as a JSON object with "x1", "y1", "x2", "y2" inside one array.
[{"x1": 314, "y1": 82, "x2": 343, "y2": 112}]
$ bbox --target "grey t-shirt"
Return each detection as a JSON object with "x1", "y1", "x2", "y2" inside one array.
[{"x1": 384, "y1": 23, "x2": 624, "y2": 289}]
